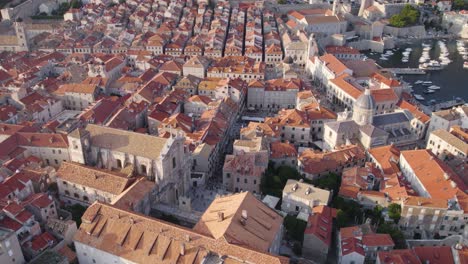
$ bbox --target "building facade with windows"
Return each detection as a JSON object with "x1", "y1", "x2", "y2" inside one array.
[{"x1": 67, "y1": 124, "x2": 191, "y2": 206}]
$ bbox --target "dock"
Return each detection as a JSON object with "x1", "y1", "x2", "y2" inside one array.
[
  {"x1": 386, "y1": 68, "x2": 426, "y2": 75},
  {"x1": 419, "y1": 99, "x2": 466, "y2": 115}
]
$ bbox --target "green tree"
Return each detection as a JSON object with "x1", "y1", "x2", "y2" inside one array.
[
  {"x1": 390, "y1": 15, "x2": 406, "y2": 28},
  {"x1": 332, "y1": 197, "x2": 363, "y2": 227},
  {"x1": 277, "y1": 0, "x2": 287, "y2": 4},
  {"x1": 312, "y1": 172, "x2": 341, "y2": 195},
  {"x1": 336, "y1": 209, "x2": 349, "y2": 228},
  {"x1": 453, "y1": 0, "x2": 467, "y2": 10},
  {"x1": 65, "y1": 204, "x2": 87, "y2": 227},
  {"x1": 364, "y1": 205, "x2": 384, "y2": 225},
  {"x1": 388, "y1": 203, "x2": 402, "y2": 223},
  {"x1": 70, "y1": 0, "x2": 83, "y2": 8},
  {"x1": 284, "y1": 215, "x2": 307, "y2": 242},
  {"x1": 389, "y1": 5, "x2": 420, "y2": 28},
  {"x1": 260, "y1": 164, "x2": 302, "y2": 198}
]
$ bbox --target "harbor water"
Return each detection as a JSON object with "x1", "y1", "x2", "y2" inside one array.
[{"x1": 365, "y1": 39, "x2": 468, "y2": 105}]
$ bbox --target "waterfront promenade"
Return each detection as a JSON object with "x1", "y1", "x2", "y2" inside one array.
[{"x1": 386, "y1": 68, "x2": 426, "y2": 75}]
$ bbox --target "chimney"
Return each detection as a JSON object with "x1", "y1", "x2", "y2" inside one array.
[
  {"x1": 241, "y1": 218, "x2": 247, "y2": 226},
  {"x1": 217, "y1": 211, "x2": 224, "y2": 222},
  {"x1": 450, "y1": 180, "x2": 457, "y2": 188},
  {"x1": 443, "y1": 173, "x2": 450, "y2": 180},
  {"x1": 241, "y1": 209, "x2": 248, "y2": 220},
  {"x1": 180, "y1": 243, "x2": 185, "y2": 256},
  {"x1": 292, "y1": 183, "x2": 298, "y2": 191}
]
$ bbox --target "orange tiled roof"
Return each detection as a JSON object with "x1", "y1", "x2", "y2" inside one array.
[
  {"x1": 377, "y1": 249, "x2": 422, "y2": 264},
  {"x1": 397, "y1": 100, "x2": 430, "y2": 123},
  {"x1": 339, "y1": 185, "x2": 360, "y2": 199},
  {"x1": 55, "y1": 83, "x2": 97, "y2": 95},
  {"x1": 330, "y1": 74, "x2": 361, "y2": 99},
  {"x1": 265, "y1": 109, "x2": 310, "y2": 128},
  {"x1": 403, "y1": 196, "x2": 448, "y2": 209},
  {"x1": 74, "y1": 202, "x2": 289, "y2": 264},
  {"x1": 401, "y1": 149, "x2": 467, "y2": 206},
  {"x1": 413, "y1": 246, "x2": 454, "y2": 264},
  {"x1": 57, "y1": 162, "x2": 134, "y2": 195},
  {"x1": 319, "y1": 54, "x2": 349, "y2": 75},
  {"x1": 270, "y1": 141, "x2": 297, "y2": 159},
  {"x1": 326, "y1": 45, "x2": 360, "y2": 55},
  {"x1": 304, "y1": 206, "x2": 336, "y2": 246},
  {"x1": 368, "y1": 145, "x2": 400, "y2": 175},
  {"x1": 371, "y1": 72, "x2": 401, "y2": 87},
  {"x1": 362, "y1": 233, "x2": 394, "y2": 247},
  {"x1": 194, "y1": 192, "x2": 283, "y2": 253},
  {"x1": 299, "y1": 145, "x2": 365, "y2": 175},
  {"x1": 370, "y1": 89, "x2": 399, "y2": 103}
]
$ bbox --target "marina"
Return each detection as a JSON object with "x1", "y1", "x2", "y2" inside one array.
[{"x1": 366, "y1": 39, "x2": 468, "y2": 105}]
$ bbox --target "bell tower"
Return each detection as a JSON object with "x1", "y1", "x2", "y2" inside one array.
[
  {"x1": 14, "y1": 19, "x2": 29, "y2": 51},
  {"x1": 67, "y1": 128, "x2": 91, "y2": 165}
]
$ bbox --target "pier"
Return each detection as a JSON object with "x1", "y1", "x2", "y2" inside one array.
[
  {"x1": 418, "y1": 99, "x2": 466, "y2": 115},
  {"x1": 386, "y1": 68, "x2": 426, "y2": 75}
]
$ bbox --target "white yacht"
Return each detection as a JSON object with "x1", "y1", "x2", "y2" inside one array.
[
  {"x1": 420, "y1": 61, "x2": 443, "y2": 70},
  {"x1": 414, "y1": 94, "x2": 425, "y2": 100}
]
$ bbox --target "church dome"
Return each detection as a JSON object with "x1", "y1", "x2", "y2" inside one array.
[{"x1": 355, "y1": 88, "x2": 375, "y2": 110}]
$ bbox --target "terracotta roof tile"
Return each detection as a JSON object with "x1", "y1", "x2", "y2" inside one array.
[
  {"x1": 0, "y1": 105, "x2": 18, "y2": 123},
  {"x1": 378, "y1": 249, "x2": 422, "y2": 264},
  {"x1": 413, "y1": 246, "x2": 454, "y2": 264},
  {"x1": 55, "y1": 83, "x2": 98, "y2": 95},
  {"x1": 330, "y1": 74, "x2": 361, "y2": 99},
  {"x1": 57, "y1": 162, "x2": 134, "y2": 195},
  {"x1": 397, "y1": 100, "x2": 430, "y2": 123},
  {"x1": 401, "y1": 150, "x2": 467, "y2": 207},
  {"x1": 30, "y1": 232, "x2": 56, "y2": 251},
  {"x1": 193, "y1": 192, "x2": 283, "y2": 253},
  {"x1": 299, "y1": 145, "x2": 365, "y2": 175},
  {"x1": 362, "y1": 233, "x2": 394, "y2": 247},
  {"x1": 270, "y1": 141, "x2": 297, "y2": 159},
  {"x1": 368, "y1": 145, "x2": 400, "y2": 175},
  {"x1": 370, "y1": 89, "x2": 399, "y2": 103},
  {"x1": 74, "y1": 202, "x2": 288, "y2": 264},
  {"x1": 319, "y1": 54, "x2": 349, "y2": 75},
  {"x1": 304, "y1": 206, "x2": 336, "y2": 246}
]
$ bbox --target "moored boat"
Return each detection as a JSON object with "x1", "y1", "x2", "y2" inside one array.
[{"x1": 414, "y1": 94, "x2": 425, "y2": 100}]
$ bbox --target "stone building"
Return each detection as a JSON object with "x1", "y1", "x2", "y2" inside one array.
[
  {"x1": 67, "y1": 124, "x2": 190, "y2": 206},
  {"x1": 222, "y1": 151, "x2": 268, "y2": 194},
  {"x1": 281, "y1": 179, "x2": 331, "y2": 215}
]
